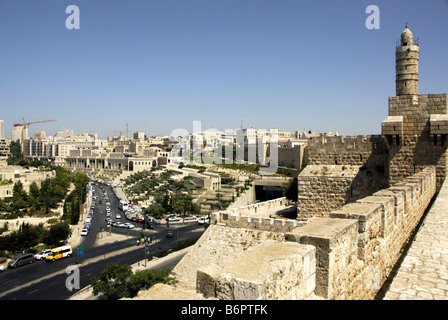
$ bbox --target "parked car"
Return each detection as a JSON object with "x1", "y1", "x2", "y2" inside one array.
[
  {"x1": 123, "y1": 223, "x2": 135, "y2": 229},
  {"x1": 81, "y1": 228, "x2": 89, "y2": 236},
  {"x1": 184, "y1": 215, "x2": 197, "y2": 220},
  {"x1": 34, "y1": 249, "x2": 52, "y2": 260},
  {"x1": 166, "y1": 215, "x2": 180, "y2": 222},
  {"x1": 198, "y1": 216, "x2": 210, "y2": 225}
]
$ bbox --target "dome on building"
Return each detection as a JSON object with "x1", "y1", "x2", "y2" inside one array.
[{"x1": 401, "y1": 25, "x2": 414, "y2": 46}]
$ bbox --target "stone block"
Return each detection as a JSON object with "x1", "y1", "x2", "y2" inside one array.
[
  {"x1": 196, "y1": 241, "x2": 316, "y2": 300},
  {"x1": 286, "y1": 217, "x2": 358, "y2": 299}
]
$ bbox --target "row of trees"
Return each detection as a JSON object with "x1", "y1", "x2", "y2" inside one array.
[
  {"x1": 0, "y1": 165, "x2": 90, "y2": 255},
  {"x1": 0, "y1": 167, "x2": 89, "y2": 219},
  {"x1": 0, "y1": 221, "x2": 70, "y2": 255},
  {"x1": 143, "y1": 186, "x2": 201, "y2": 218}
]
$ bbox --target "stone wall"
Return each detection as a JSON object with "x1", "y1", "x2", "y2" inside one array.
[
  {"x1": 278, "y1": 145, "x2": 304, "y2": 169},
  {"x1": 305, "y1": 166, "x2": 435, "y2": 299},
  {"x1": 306, "y1": 134, "x2": 389, "y2": 169},
  {"x1": 297, "y1": 163, "x2": 389, "y2": 220},
  {"x1": 298, "y1": 135, "x2": 390, "y2": 220},
  {"x1": 386, "y1": 94, "x2": 448, "y2": 189},
  {"x1": 136, "y1": 167, "x2": 436, "y2": 300}
]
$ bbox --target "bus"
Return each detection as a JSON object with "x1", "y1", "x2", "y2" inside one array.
[
  {"x1": 45, "y1": 245, "x2": 72, "y2": 262},
  {"x1": 119, "y1": 200, "x2": 128, "y2": 211}
]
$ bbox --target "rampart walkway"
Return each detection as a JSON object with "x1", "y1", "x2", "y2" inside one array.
[{"x1": 384, "y1": 177, "x2": 448, "y2": 300}]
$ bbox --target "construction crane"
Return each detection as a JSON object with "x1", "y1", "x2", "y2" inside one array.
[{"x1": 13, "y1": 118, "x2": 57, "y2": 160}]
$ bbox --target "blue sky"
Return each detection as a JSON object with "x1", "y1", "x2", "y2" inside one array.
[{"x1": 0, "y1": 0, "x2": 447, "y2": 139}]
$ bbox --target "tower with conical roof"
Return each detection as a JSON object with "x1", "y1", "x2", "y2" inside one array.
[
  {"x1": 382, "y1": 25, "x2": 448, "y2": 189},
  {"x1": 395, "y1": 24, "x2": 419, "y2": 96}
]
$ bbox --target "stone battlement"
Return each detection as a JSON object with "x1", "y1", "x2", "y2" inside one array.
[
  {"x1": 307, "y1": 134, "x2": 385, "y2": 150},
  {"x1": 211, "y1": 197, "x2": 303, "y2": 233},
  {"x1": 306, "y1": 134, "x2": 388, "y2": 167}
]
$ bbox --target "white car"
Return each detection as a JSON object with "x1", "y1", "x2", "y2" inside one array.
[
  {"x1": 0, "y1": 265, "x2": 4, "y2": 272},
  {"x1": 166, "y1": 215, "x2": 180, "y2": 221},
  {"x1": 34, "y1": 249, "x2": 52, "y2": 260},
  {"x1": 115, "y1": 214, "x2": 121, "y2": 219},
  {"x1": 81, "y1": 228, "x2": 89, "y2": 236},
  {"x1": 198, "y1": 217, "x2": 210, "y2": 225},
  {"x1": 123, "y1": 223, "x2": 135, "y2": 229}
]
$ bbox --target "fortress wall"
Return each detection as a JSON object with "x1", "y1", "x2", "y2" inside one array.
[
  {"x1": 297, "y1": 165, "x2": 358, "y2": 220},
  {"x1": 283, "y1": 167, "x2": 436, "y2": 299},
  {"x1": 296, "y1": 163, "x2": 389, "y2": 220},
  {"x1": 203, "y1": 167, "x2": 436, "y2": 300},
  {"x1": 211, "y1": 197, "x2": 300, "y2": 232},
  {"x1": 306, "y1": 135, "x2": 388, "y2": 167},
  {"x1": 387, "y1": 94, "x2": 448, "y2": 189},
  {"x1": 298, "y1": 135, "x2": 390, "y2": 220},
  {"x1": 138, "y1": 167, "x2": 436, "y2": 300}
]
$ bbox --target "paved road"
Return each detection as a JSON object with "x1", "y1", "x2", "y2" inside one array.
[{"x1": 0, "y1": 182, "x2": 206, "y2": 300}]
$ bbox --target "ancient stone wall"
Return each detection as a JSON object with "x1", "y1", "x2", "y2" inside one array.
[
  {"x1": 297, "y1": 135, "x2": 390, "y2": 220},
  {"x1": 386, "y1": 94, "x2": 448, "y2": 189},
  {"x1": 136, "y1": 167, "x2": 436, "y2": 300},
  {"x1": 306, "y1": 134, "x2": 389, "y2": 169},
  {"x1": 293, "y1": 166, "x2": 435, "y2": 299}
]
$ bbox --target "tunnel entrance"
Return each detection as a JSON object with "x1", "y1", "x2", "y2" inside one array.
[{"x1": 255, "y1": 185, "x2": 285, "y2": 201}]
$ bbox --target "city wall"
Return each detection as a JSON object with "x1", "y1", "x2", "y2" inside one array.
[
  {"x1": 138, "y1": 167, "x2": 436, "y2": 300},
  {"x1": 297, "y1": 135, "x2": 390, "y2": 220}
]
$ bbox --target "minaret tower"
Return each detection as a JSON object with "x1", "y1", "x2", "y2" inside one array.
[{"x1": 395, "y1": 24, "x2": 419, "y2": 96}]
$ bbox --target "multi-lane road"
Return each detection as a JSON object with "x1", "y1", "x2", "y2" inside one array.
[{"x1": 0, "y1": 182, "x2": 206, "y2": 300}]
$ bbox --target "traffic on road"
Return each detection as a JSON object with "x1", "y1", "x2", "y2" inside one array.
[{"x1": 0, "y1": 179, "x2": 206, "y2": 300}]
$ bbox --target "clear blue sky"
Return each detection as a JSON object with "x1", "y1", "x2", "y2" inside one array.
[{"x1": 0, "y1": 0, "x2": 447, "y2": 139}]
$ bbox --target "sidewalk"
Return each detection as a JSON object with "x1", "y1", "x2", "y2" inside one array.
[{"x1": 384, "y1": 178, "x2": 448, "y2": 300}]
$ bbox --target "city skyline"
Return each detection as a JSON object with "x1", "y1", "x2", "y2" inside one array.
[{"x1": 1, "y1": 0, "x2": 447, "y2": 139}]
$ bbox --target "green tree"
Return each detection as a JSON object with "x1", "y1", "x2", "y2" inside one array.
[
  {"x1": 0, "y1": 222, "x2": 45, "y2": 253},
  {"x1": 90, "y1": 263, "x2": 177, "y2": 300},
  {"x1": 11, "y1": 181, "x2": 28, "y2": 212},
  {"x1": 42, "y1": 222, "x2": 70, "y2": 246},
  {"x1": 28, "y1": 182, "x2": 40, "y2": 212},
  {"x1": 144, "y1": 202, "x2": 166, "y2": 218},
  {"x1": 90, "y1": 263, "x2": 133, "y2": 300},
  {"x1": 127, "y1": 268, "x2": 177, "y2": 297},
  {"x1": 7, "y1": 140, "x2": 23, "y2": 165}
]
